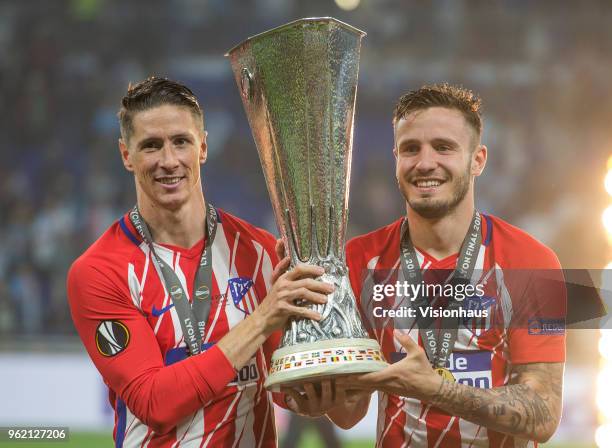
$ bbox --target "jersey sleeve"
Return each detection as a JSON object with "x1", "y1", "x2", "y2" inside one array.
[
  {"x1": 507, "y1": 248, "x2": 567, "y2": 364},
  {"x1": 67, "y1": 257, "x2": 237, "y2": 434}
]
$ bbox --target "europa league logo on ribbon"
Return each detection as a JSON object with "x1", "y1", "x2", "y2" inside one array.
[
  {"x1": 227, "y1": 18, "x2": 387, "y2": 390},
  {"x1": 195, "y1": 285, "x2": 210, "y2": 300},
  {"x1": 169, "y1": 285, "x2": 183, "y2": 301}
]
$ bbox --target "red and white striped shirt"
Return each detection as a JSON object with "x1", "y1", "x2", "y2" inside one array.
[
  {"x1": 68, "y1": 208, "x2": 282, "y2": 447},
  {"x1": 346, "y1": 213, "x2": 565, "y2": 448}
]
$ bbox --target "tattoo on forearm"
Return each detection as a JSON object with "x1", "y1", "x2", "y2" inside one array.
[
  {"x1": 429, "y1": 363, "x2": 562, "y2": 440},
  {"x1": 492, "y1": 404, "x2": 505, "y2": 417}
]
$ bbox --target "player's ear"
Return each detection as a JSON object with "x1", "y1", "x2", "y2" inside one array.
[
  {"x1": 199, "y1": 131, "x2": 208, "y2": 165},
  {"x1": 119, "y1": 138, "x2": 134, "y2": 172},
  {"x1": 472, "y1": 144, "x2": 487, "y2": 177}
]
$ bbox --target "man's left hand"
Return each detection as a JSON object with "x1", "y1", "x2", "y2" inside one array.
[{"x1": 282, "y1": 380, "x2": 338, "y2": 417}]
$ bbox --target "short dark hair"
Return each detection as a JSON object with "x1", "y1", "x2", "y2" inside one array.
[
  {"x1": 392, "y1": 83, "x2": 482, "y2": 138},
  {"x1": 118, "y1": 76, "x2": 204, "y2": 142}
]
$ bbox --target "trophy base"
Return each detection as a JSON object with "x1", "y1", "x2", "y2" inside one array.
[{"x1": 264, "y1": 338, "x2": 387, "y2": 391}]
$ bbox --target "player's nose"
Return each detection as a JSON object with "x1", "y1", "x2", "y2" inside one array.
[
  {"x1": 158, "y1": 143, "x2": 180, "y2": 170},
  {"x1": 414, "y1": 146, "x2": 437, "y2": 172}
]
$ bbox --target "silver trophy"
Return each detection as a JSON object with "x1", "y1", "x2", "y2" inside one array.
[{"x1": 227, "y1": 17, "x2": 386, "y2": 390}]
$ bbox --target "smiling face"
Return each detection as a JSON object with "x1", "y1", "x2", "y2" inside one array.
[
  {"x1": 119, "y1": 104, "x2": 207, "y2": 212},
  {"x1": 394, "y1": 107, "x2": 486, "y2": 219}
]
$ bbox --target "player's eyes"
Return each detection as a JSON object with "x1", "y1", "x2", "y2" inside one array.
[
  {"x1": 142, "y1": 142, "x2": 161, "y2": 151},
  {"x1": 400, "y1": 145, "x2": 419, "y2": 154}
]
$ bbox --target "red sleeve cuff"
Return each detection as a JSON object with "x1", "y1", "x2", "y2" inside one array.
[
  {"x1": 509, "y1": 330, "x2": 566, "y2": 364},
  {"x1": 193, "y1": 345, "x2": 236, "y2": 397}
]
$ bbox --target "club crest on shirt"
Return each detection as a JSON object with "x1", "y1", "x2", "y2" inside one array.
[
  {"x1": 95, "y1": 320, "x2": 130, "y2": 357},
  {"x1": 462, "y1": 294, "x2": 496, "y2": 336},
  {"x1": 229, "y1": 277, "x2": 254, "y2": 314}
]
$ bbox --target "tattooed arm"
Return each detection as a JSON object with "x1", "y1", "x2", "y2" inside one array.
[
  {"x1": 429, "y1": 362, "x2": 563, "y2": 442},
  {"x1": 336, "y1": 331, "x2": 564, "y2": 443}
]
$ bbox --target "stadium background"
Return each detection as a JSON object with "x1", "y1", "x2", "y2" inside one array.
[{"x1": 0, "y1": 0, "x2": 609, "y2": 446}]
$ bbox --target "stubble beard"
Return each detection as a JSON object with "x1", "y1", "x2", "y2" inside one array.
[
  {"x1": 401, "y1": 166, "x2": 471, "y2": 220},
  {"x1": 137, "y1": 172, "x2": 192, "y2": 213}
]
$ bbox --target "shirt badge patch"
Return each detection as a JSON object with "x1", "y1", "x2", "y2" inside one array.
[
  {"x1": 528, "y1": 318, "x2": 565, "y2": 335},
  {"x1": 95, "y1": 320, "x2": 130, "y2": 357}
]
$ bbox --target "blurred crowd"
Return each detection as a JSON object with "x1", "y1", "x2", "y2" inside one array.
[{"x1": 1, "y1": 0, "x2": 610, "y2": 336}]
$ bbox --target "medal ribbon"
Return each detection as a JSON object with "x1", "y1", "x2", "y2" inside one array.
[
  {"x1": 399, "y1": 210, "x2": 482, "y2": 371},
  {"x1": 129, "y1": 203, "x2": 218, "y2": 356}
]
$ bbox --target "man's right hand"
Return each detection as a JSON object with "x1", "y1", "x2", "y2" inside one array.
[
  {"x1": 253, "y1": 257, "x2": 334, "y2": 336},
  {"x1": 217, "y1": 257, "x2": 333, "y2": 370},
  {"x1": 282, "y1": 379, "x2": 371, "y2": 429}
]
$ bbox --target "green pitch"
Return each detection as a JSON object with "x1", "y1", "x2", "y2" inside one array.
[
  {"x1": 282, "y1": 430, "x2": 594, "y2": 448},
  {"x1": 0, "y1": 432, "x2": 112, "y2": 448}
]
